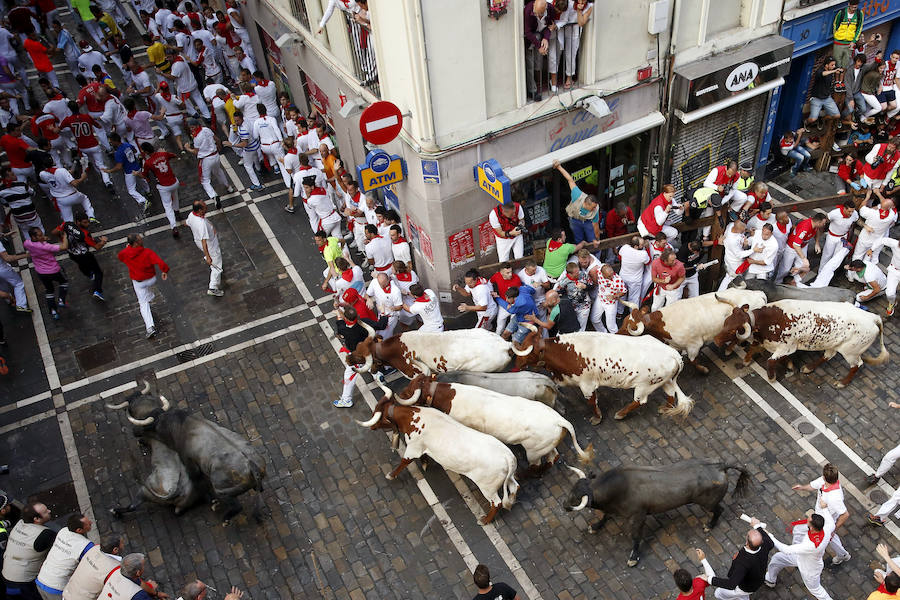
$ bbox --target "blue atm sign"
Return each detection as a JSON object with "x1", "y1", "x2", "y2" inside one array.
[
  {"x1": 357, "y1": 149, "x2": 407, "y2": 192},
  {"x1": 474, "y1": 159, "x2": 511, "y2": 205}
]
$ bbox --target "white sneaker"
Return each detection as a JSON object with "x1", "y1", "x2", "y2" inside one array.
[
  {"x1": 764, "y1": 580, "x2": 776, "y2": 589},
  {"x1": 332, "y1": 398, "x2": 353, "y2": 408},
  {"x1": 830, "y1": 553, "x2": 851, "y2": 565}
]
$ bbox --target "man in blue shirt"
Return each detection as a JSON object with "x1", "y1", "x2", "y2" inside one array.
[
  {"x1": 497, "y1": 285, "x2": 537, "y2": 347},
  {"x1": 103, "y1": 132, "x2": 150, "y2": 211},
  {"x1": 553, "y1": 159, "x2": 603, "y2": 244},
  {"x1": 52, "y1": 21, "x2": 80, "y2": 75}
]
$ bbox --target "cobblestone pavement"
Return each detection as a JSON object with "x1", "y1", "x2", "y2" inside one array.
[{"x1": 4, "y1": 12, "x2": 900, "y2": 600}]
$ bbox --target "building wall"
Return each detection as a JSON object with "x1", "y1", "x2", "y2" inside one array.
[{"x1": 671, "y1": 0, "x2": 783, "y2": 66}]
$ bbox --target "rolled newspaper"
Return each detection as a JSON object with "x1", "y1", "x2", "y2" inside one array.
[{"x1": 740, "y1": 513, "x2": 766, "y2": 529}]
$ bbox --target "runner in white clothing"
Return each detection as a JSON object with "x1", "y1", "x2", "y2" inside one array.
[
  {"x1": 852, "y1": 200, "x2": 898, "y2": 261},
  {"x1": 762, "y1": 503, "x2": 836, "y2": 600},
  {"x1": 222, "y1": 111, "x2": 263, "y2": 191},
  {"x1": 819, "y1": 202, "x2": 859, "y2": 271},
  {"x1": 153, "y1": 82, "x2": 187, "y2": 153},
  {"x1": 185, "y1": 199, "x2": 224, "y2": 296},
  {"x1": 39, "y1": 167, "x2": 94, "y2": 222},
  {"x1": 304, "y1": 177, "x2": 342, "y2": 238},
  {"x1": 790, "y1": 464, "x2": 852, "y2": 566},
  {"x1": 253, "y1": 106, "x2": 289, "y2": 187},
  {"x1": 405, "y1": 284, "x2": 444, "y2": 332},
  {"x1": 163, "y1": 54, "x2": 210, "y2": 118},
  {"x1": 453, "y1": 269, "x2": 498, "y2": 329},
  {"x1": 618, "y1": 236, "x2": 650, "y2": 306},
  {"x1": 870, "y1": 236, "x2": 900, "y2": 315},
  {"x1": 186, "y1": 119, "x2": 234, "y2": 208},
  {"x1": 364, "y1": 224, "x2": 394, "y2": 275},
  {"x1": 232, "y1": 83, "x2": 261, "y2": 133},
  {"x1": 253, "y1": 75, "x2": 281, "y2": 125},
  {"x1": 366, "y1": 273, "x2": 402, "y2": 338}
]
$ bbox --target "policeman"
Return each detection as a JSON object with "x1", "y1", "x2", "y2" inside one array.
[
  {"x1": 61, "y1": 534, "x2": 125, "y2": 600},
  {"x1": 2, "y1": 503, "x2": 55, "y2": 600},
  {"x1": 35, "y1": 514, "x2": 93, "y2": 599},
  {"x1": 690, "y1": 187, "x2": 723, "y2": 240}
]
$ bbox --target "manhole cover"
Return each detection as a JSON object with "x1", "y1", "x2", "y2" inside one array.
[
  {"x1": 794, "y1": 420, "x2": 816, "y2": 435},
  {"x1": 243, "y1": 284, "x2": 283, "y2": 310},
  {"x1": 871, "y1": 489, "x2": 889, "y2": 504},
  {"x1": 176, "y1": 343, "x2": 214, "y2": 363},
  {"x1": 74, "y1": 340, "x2": 118, "y2": 372}
]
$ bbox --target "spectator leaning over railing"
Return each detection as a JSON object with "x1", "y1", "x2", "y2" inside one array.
[{"x1": 523, "y1": 0, "x2": 558, "y2": 102}]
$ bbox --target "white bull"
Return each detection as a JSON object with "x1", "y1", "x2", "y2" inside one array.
[
  {"x1": 382, "y1": 376, "x2": 593, "y2": 471},
  {"x1": 358, "y1": 402, "x2": 519, "y2": 524},
  {"x1": 618, "y1": 289, "x2": 768, "y2": 373},
  {"x1": 514, "y1": 327, "x2": 694, "y2": 424}
]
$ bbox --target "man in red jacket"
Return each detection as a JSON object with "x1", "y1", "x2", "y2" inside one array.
[{"x1": 117, "y1": 233, "x2": 169, "y2": 339}]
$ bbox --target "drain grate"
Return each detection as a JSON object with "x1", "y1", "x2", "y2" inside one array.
[
  {"x1": 176, "y1": 343, "x2": 215, "y2": 363},
  {"x1": 75, "y1": 340, "x2": 118, "y2": 372},
  {"x1": 871, "y1": 489, "x2": 889, "y2": 505}
]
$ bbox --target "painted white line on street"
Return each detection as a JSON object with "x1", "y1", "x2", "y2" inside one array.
[
  {"x1": 0, "y1": 409, "x2": 56, "y2": 435},
  {"x1": 703, "y1": 347, "x2": 900, "y2": 542},
  {"x1": 19, "y1": 270, "x2": 60, "y2": 390},
  {"x1": 0, "y1": 391, "x2": 51, "y2": 415}
]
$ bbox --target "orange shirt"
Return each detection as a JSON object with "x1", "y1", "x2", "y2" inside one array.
[{"x1": 323, "y1": 154, "x2": 337, "y2": 183}]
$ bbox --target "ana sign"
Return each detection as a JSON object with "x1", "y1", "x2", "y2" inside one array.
[
  {"x1": 725, "y1": 62, "x2": 760, "y2": 92},
  {"x1": 474, "y1": 159, "x2": 511, "y2": 205},
  {"x1": 357, "y1": 149, "x2": 407, "y2": 192}
]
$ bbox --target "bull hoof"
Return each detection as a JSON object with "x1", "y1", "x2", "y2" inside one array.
[
  {"x1": 703, "y1": 525, "x2": 711, "y2": 533},
  {"x1": 800, "y1": 366, "x2": 813, "y2": 374},
  {"x1": 627, "y1": 557, "x2": 640, "y2": 568},
  {"x1": 110, "y1": 508, "x2": 123, "y2": 519},
  {"x1": 614, "y1": 410, "x2": 629, "y2": 420},
  {"x1": 767, "y1": 375, "x2": 776, "y2": 383},
  {"x1": 385, "y1": 473, "x2": 396, "y2": 481},
  {"x1": 222, "y1": 520, "x2": 231, "y2": 527},
  {"x1": 694, "y1": 363, "x2": 710, "y2": 375},
  {"x1": 833, "y1": 380, "x2": 846, "y2": 389},
  {"x1": 785, "y1": 369, "x2": 795, "y2": 378},
  {"x1": 589, "y1": 415, "x2": 603, "y2": 426}
]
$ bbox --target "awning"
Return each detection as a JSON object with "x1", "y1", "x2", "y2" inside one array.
[
  {"x1": 674, "y1": 77, "x2": 785, "y2": 124},
  {"x1": 504, "y1": 111, "x2": 666, "y2": 183}
]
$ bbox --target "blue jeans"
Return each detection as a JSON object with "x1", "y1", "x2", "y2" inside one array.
[
  {"x1": 568, "y1": 217, "x2": 596, "y2": 244},
  {"x1": 809, "y1": 96, "x2": 840, "y2": 121},
  {"x1": 505, "y1": 313, "x2": 531, "y2": 344},
  {"x1": 844, "y1": 91, "x2": 867, "y2": 118},
  {"x1": 787, "y1": 148, "x2": 811, "y2": 173}
]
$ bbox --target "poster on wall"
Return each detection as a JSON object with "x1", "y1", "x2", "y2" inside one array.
[
  {"x1": 257, "y1": 26, "x2": 290, "y2": 94},
  {"x1": 419, "y1": 226, "x2": 434, "y2": 268},
  {"x1": 406, "y1": 215, "x2": 421, "y2": 252},
  {"x1": 448, "y1": 229, "x2": 475, "y2": 268},
  {"x1": 300, "y1": 69, "x2": 333, "y2": 126},
  {"x1": 478, "y1": 220, "x2": 496, "y2": 256}
]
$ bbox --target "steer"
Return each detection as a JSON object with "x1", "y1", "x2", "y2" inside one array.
[
  {"x1": 108, "y1": 380, "x2": 267, "y2": 524},
  {"x1": 731, "y1": 276, "x2": 855, "y2": 303},
  {"x1": 617, "y1": 289, "x2": 767, "y2": 373},
  {"x1": 563, "y1": 459, "x2": 750, "y2": 567},
  {"x1": 381, "y1": 375, "x2": 592, "y2": 472},
  {"x1": 514, "y1": 326, "x2": 693, "y2": 424},
  {"x1": 435, "y1": 371, "x2": 559, "y2": 407},
  {"x1": 347, "y1": 325, "x2": 520, "y2": 377},
  {"x1": 357, "y1": 401, "x2": 519, "y2": 524},
  {"x1": 714, "y1": 299, "x2": 889, "y2": 386}
]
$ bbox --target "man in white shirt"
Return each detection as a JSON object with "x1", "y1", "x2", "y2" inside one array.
[
  {"x1": 98, "y1": 86, "x2": 129, "y2": 142},
  {"x1": 164, "y1": 52, "x2": 210, "y2": 118},
  {"x1": 303, "y1": 176, "x2": 342, "y2": 238},
  {"x1": 185, "y1": 118, "x2": 234, "y2": 208},
  {"x1": 253, "y1": 74, "x2": 281, "y2": 125},
  {"x1": 618, "y1": 236, "x2": 650, "y2": 306},
  {"x1": 591, "y1": 264, "x2": 627, "y2": 333},
  {"x1": 405, "y1": 283, "x2": 444, "y2": 332},
  {"x1": 40, "y1": 166, "x2": 94, "y2": 223},
  {"x1": 489, "y1": 201, "x2": 526, "y2": 262},
  {"x1": 77, "y1": 43, "x2": 106, "y2": 79},
  {"x1": 745, "y1": 224, "x2": 779, "y2": 279},
  {"x1": 718, "y1": 221, "x2": 755, "y2": 291},
  {"x1": 453, "y1": 269, "x2": 498, "y2": 329},
  {"x1": 762, "y1": 501, "x2": 836, "y2": 600},
  {"x1": 517, "y1": 260, "x2": 551, "y2": 318},
  {"x1": 790, "y1": 464, "x2": 851, "y2": 566},
  {"x1": 152, "y1": 82, "x2": 187, "y2": 153},
  {"x1": 846, "y1": 257, "x2": 887, "y2": 306},
  {"x1": 819, "y1": 201, "x2": 859, "y2": 270},
  {"x1": 852, "y1": 198, "x2": 898, "y2": 261},
  {"x1": 222, "y1": 110, "x2": 263, "y2": 191},
  {"x1": 773, "y1": 210, "x2": 797, "y2": 283},
  {"x1": 232, "y1": 82, "x2": 261, "y2": 134},
  {"x1": 869, "y1": 236, "x2": 900, "y2": 315},
  {"x1": 186, "y1": 199, "x2": 224, "y2": 296},
  {"x1": 364, "y1": 224, "x2": 394, "y2": 275},
  {"x1": 304, "y1": 122, "x2": 333, "y2": 170},
  {"x1": 746, "y1": 202, "x2": 776, "y2": 234},
  {"x1": 253, "y1": 104, "x2": 290, "y2": 187},
  {"x1": 366, "y1": 273, "x2": 403, "y2": 338},
  {"x1": 389, "y1": 225, "x2": 412, "y2": 272}
]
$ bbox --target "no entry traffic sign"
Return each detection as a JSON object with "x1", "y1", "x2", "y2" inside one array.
[{"x1": 359, "y1": 101, "x2": 403, "y2": 145}]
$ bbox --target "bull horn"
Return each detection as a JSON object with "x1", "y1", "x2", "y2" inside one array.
[
  {"x1": 733, "y1": 279, "x2": 747, "y2": 289},
  {"x1": 714, "y1": 294, "x2": 737, "y2": 308},
  {"x1": 620, "y1": 301, "x2": 638, "y2": 310},
  {"x1": 571, "y1": 495, "x2": 589, "y2": 511},
  {"x1": 360, "y1": 321, "x2": 376, "y2": 339},
  {"x1": 106, "y1": 400, "x2": 129, "y2": 410},
  {"x1": 627, "y1": 320, "x2": 644, "y2": 336},
  {"x1": 351, "y1": 352, "x2": 374, "y2": 374},
  {"x1": 139, "y1": 380, "x2": 150, "y2": 395},
  {"x1": 737, "y1": 322, "x2": 752, "y2": 341},
  {"x1": 522, "y1": 323, "x2": 538, "y2": 333},
  {"x1": 511, "y1": 344, "x2": 534, "y2": 357},
  {"x1": 374, "y1": 377, "x2": 393, "y2": 399},
  {"x1": 567, "y1": 465, "x2": 587, "y2": 480},
  {"x1": 356, "y1": 411, "x2": 382, "y2": 427},
  {"x1": 159, "y1": 396, "x2": 170, "y2": 411},
  {"x1": 395, "y1": 388, "x2": 421, "y2": 406},
  {"x1": 127, "y1": 415, "x2": 155, "y2": 426}
]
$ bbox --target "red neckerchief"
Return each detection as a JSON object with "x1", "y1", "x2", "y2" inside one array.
[
  {"x1": 565, "y1": 272, "x2": 578, "y2": 282},
  {"x1": 243, "y1": 91, "x2": 255, "y2": 97},
  {"x1": 776, "y1": 222, "x2": 788, "y2": 234},
  {"x1": 821, "y1": 481, "x2": 840, "y2": 492},
  {"x1": 370, "y1": 234, "x2": 383, "y2": 239},
  {"x1": 415, "y1": 294, "x2": 429, "y2": 302},
  {"x1": 47, "y1": 167, "x2": 57, "y2": 174},
  {"x1": 786, "y1": 519, "x2": 825, "y2": 547},
  {"x1": 160, "y1": 89, "x2": 172, "y2": 101},
  {"x1": 287, "y1": 148, "x2": 297, "y2": 155},
  {"x1": 310, "y1": 187, "x2": 327, "y2": 196},
  {"x1": 341, "y1": 269, "x2": 353, "y2": 281},
  {"x1": 840, "y1": 206, "x2": 852, "y2": 218},
  {"x1": 344, "y1": 318, "x2": 357, "y2": 326},
  {"x1": 392, "y1": 237, "x2": 407, "y2": 244},
  {"x1": 171, "y1": 55, "x2": 184, "y2": 63},
  {"x1": 191, "y1": 211, "x2": 203, "y2": 217},
  {"x1": 131, "y1": 65, "x2": 144, "y2": 75},
  {"x1": 474, "y1": 277, "x2": 487, "y2": 286},
  {"x1": 257, "y1": 78, "x2": 270, "y2": 87},
  {"x1": 128, "y1": 109, "x2": 137, "y2": 118},
  {"x1": 395, "y1": 272, "x2": 412, "y2": 282},
  {"x1": 50, "y1": 93, "x2": 63, "y2": 101},
  {"x1": 382, "y1": 283, "x2": 392, "y2": 293},
  {"x1": 881, "y1": 208, "x2": 893, "y2": 219},
  {"x1": 317, "y1": 243, "x2": 326, "y2": 252},
  {"x1": 548, "y1": 240, "x2": 564, "y2": 251}
]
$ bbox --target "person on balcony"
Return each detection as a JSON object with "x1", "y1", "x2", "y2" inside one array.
[{"x1": 524, "y1": 0, "x2": 558, "y2": 102}]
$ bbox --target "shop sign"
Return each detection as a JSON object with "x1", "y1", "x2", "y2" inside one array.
[
  {"x1": 421, "y1": 159, "x2": 440, "y2": 184},
  {"x1": 478, "y1": 220, "x2": 496, "y2": 256},
  {"x1": 419, "y1": 226, "x2": 434, "y2": 268},
  {"x1": 449, "y1": 228, "x2": 475, "y2": 268},
  {"x1": 474, "y1": 159, "x2": 511, "y2": 204},
  {"x1": 357, "y1": 149, "x2": 407, "y2": 192},
  {"x1": 547, "y1": 98, "x2": 621, "y2": 152},
  {"x1": 571, "y1": 165, "x2": 594, "y2": 182}
]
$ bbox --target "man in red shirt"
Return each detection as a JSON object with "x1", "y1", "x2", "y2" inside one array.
[
  {"x1": 23, "y1": 30, "x2": 58, "y2": 88},
  {"x1": 489, "y1": 262, "x2": 522, "y2": 334},
  {"x1": 75, "y1": 74, "x2": 111, "y2": 151},
  {"x1": 0, "y1": 123, "x2": 36, "y2": 182},
  {"x1": 31, "y1": 112, "x2": 73, "y2": 169},
  {"x1": 784, "y1": 213, "x2": 827, "y2": 282},
  {"x1": 117, "y1": 233, "x2": 169, "y2": 339},
  {"x1": 59, "y1": 101, "x2": 113, "y2": 188},
  {"x1": 138, "y1": 143, "x2": 181, "y2": 237},
  {"x1": 650, "y1": 249, "x2": 686, "y2": 311},
  {"x1": 673, "y1": 549, "x2": 716, "y2": 600}
]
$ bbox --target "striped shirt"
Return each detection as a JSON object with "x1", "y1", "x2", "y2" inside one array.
[
  {"x1": 236, "y1": 124, "x2": 259, "y2": 152},
  {"x1": 0, "y1": 181, "x2": 38, "y2": 221}
]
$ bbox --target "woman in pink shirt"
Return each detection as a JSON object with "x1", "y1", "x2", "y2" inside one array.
[{"x1": 23, "y1": 227, "x2": 69, "y2": 320}]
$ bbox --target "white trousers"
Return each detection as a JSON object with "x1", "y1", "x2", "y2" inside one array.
[
  {"x1": 863, "y1": 92, "x2": 883, "y2": 118},
  {"x1": 157, "y1": 181, "x2": 180, "y2": 228},
  {"x1": 49, "y1": 135, "x2": 73, "y2": 167},
  {"x1": 124, "y1": 172, "x2": 149, "y2": 205},
  {"x1": 199, "y1": 154, "x2": 229, "y2": 199},
  {"x1": 590, "y1": 299, "x2": 617, "y2": 333},
  {"x1": 241, "y1": 150, "x2": 261, "y2": 186},
  {"x1": 683, "y1": 273, "x2": 700, "y2": 298},
  {"x1": 377, "y1": 313, "x2": 398, "y2": 339},
  {"x1": 827, "y1": 532, "x2": 850, "y2": 561},
  {"x1": 132, "y1": 276, "x2": 157, "y2": 331},
  {"x1": 340, "y1": 362, "x2": 357, "y2": 403},
  {"x1": 12, "y1": 213, "x2": 42, "y2": 240},
  {"x1": 496, "y1": 235, "x2": 524, "y2": 262},
  {"x1": 854, "y1": 232, "x2": 883, "y2": 260},
  {"x1": 766, "y1": 552, "x2": 832, "y2": 600},
  {"x1": 82, "y1": 146, "x2": 112, "y2": 184},
  {"x1": 56, "y1": 192, "x2": 95, "y2": 222},
  {"x1": 495, "y1": 306, "x2": 511, "y2": 334},
  {"x1": 12, "y1": 166, "x2": 35, "y2": 183},
  {"x1": 260, "y1": 143, "x2": 289, "y2": 187},
  {"x1": 622, "y1": 275, "x2": 643, "y2": 307},
  {"x1": 182, "y1": 88, "x2": 210, "y2": 118},
  {"x1": 0, "y1": 263, "x2": 27, "y2": 308},
  {"x1": 652, "y1": 285, "x2": 683, "y2": 311},
  {"x1": 876, "y1": 442, "x2": 900, "y2": 478},
  {"x1": 207, "y1": 247, "x2": 222, "y2": 290},
  {"x1": 885, "y1": 265, "x2": 900, "y2": 303},
  {"x1": 819, "y1": 234, "x2": 844, "y2": 272},
  {"x1": 637, "y1": 221, "x2": 677, "y2": 242},
  {"x1": 714, "y1": 587, "x2": 750, "y2": 600},
  {"x1": 876, "y1": 487, "x2": 900, "y2": 519},
  {"x1": 718, "y1": 260, "x2": 741, "y2": 292},
  {"x1": 87, "y1": 113, "x2": 111, "y2": 150}
]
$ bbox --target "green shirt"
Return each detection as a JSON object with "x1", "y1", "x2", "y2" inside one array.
[
  {"x1": 549, "y1": 304, "x2": 560, "y2": 323},
  {"x1": 322, "y1": 237, "x2": 342, "y2": 264},
  {"x1": 71, "y1": 0, "x2": 95, "y2": 21},
  {"x1": 542, "y1": 240, "x2": 576, "y2": 278}
]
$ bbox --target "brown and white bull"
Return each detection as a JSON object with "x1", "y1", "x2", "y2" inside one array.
[
  {"x1": 714, "y1": 299, "x2": 890, "y2": 386},
  {"x1": 617, "y1": 290, "x2": 767, "y2": 374},
  {"x1": 347, "y1": 325, "x2": 520, "y2": 377},
  {"x1": 514, "y1": 326, "x2": 693, "y2": 424},
  {"x1": 378, "y1": 376, "x2": 593, "y2": 472},
  {"x1": 357, "y1": 402, "x2": 519, "y2": 524}
]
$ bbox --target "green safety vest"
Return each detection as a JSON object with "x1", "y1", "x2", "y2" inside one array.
[
  {"x1": 736, "y1": 175, "x2": 754, "y2": 193},
  {"x1": 693, "y1": 187, "x2": 717, "y2": 209}
]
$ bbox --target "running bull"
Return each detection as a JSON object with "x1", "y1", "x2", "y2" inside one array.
[
  {"x1": 617, "y1": 289, "x2": 767, "y2": 374},
  {"x1": 435, "y1": 371, "x2": 559, "y2": 407},
  {"x1": 378, "y1": 375, "x2": 592, "y2": 472},
  {"x1": 357, "y1": 401, "x2": 519, "y2": 524},
  {"x1": 564, "y1": 459, "x2": 750, "y2": 566},
  {"x1": 514, "y1": 325, "x2": 693, "y2": 424},
  {"x1": 730, "y1": 276, "x2": 855, "y2": 303},
  {"x1": 107, "y1": 380, "x2": 267, "y2": 523},
  {"x1": 348, "y1": 326, "x2": 520, "y2": 377},
  {"x1": 714, "y1": 299, "x2": 889, "y2": 386}
]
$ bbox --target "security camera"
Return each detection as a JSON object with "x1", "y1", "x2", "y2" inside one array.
[
  {"x1": 274, "y1": 33, "x2": 302, "y2": 49},
  {"x1": 581, "y1": 96, "x2": 611, "y2": 119},
  {"x1": 339, "y1": 96, "x2": 364, "y2": 119}
]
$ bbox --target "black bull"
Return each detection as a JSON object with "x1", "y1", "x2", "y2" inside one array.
[
  {"x1": 107, "y1": 381, "x2": 266, "y2": 524},
  {"x1": 564, "y1": 459, "x2": 750, "y2": 566}
]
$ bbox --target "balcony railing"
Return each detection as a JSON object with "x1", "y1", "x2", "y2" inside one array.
[
  {"x1": 289, "y1": 0, "x2": 310, "y2": 30},
  {"x1": 343, "y1": 11, "x2": 380, "y2": 98}
]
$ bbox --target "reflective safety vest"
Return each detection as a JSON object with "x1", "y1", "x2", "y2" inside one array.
[
  {"x1": 736, "y1": 175, "x2": 754, "y2": 193},
  {"x1": 692, "y1": 187, "x2": 718, "y2": 209},
  {"x1": 96, "y1": 569, "x2": 143, "y2": 600},
  {"x1": 1, "y1": 521, "x2": 51, "y2": 583},
  {"x1": 36, "y1": 528, "x2": 94, "y2": 592},
  {"x1": 61, "y1": 546, "x2": 121, "y2": 600}
]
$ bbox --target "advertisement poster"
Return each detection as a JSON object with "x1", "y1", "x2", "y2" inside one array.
[
  {"x1": 419, "y1": 226, "x2": 434, "y2": 268},
  {"x1": 406, "y1": 215, "x2": 420, "y2": 252},
  {"x1": 448, "y1": 229, "x2": 475, "y2": 268},
  {"x1": 478, "y1": 220, "x2": 496, "y2": 256}
]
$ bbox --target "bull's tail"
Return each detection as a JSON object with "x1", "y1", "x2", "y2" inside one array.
[
  {"x1": 561, "y1": 418, "x2": 595, "y2": 463},
  {"x1": 863, "y1": 317, "x2": 890, "y2": 366},
  {"x1": 501, "y1": 453, "x2": 518, "y2": 510},
  {"x1": 661, "y1": 360, "x2": 694, "y2": 417},
  {"x1": 725, "y1": 464, "x2": 751, "y2": 498}
]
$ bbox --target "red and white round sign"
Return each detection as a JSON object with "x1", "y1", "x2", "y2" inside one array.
[{"x1": 359, "y1": 101, "x2": 403, "y2": 145}]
